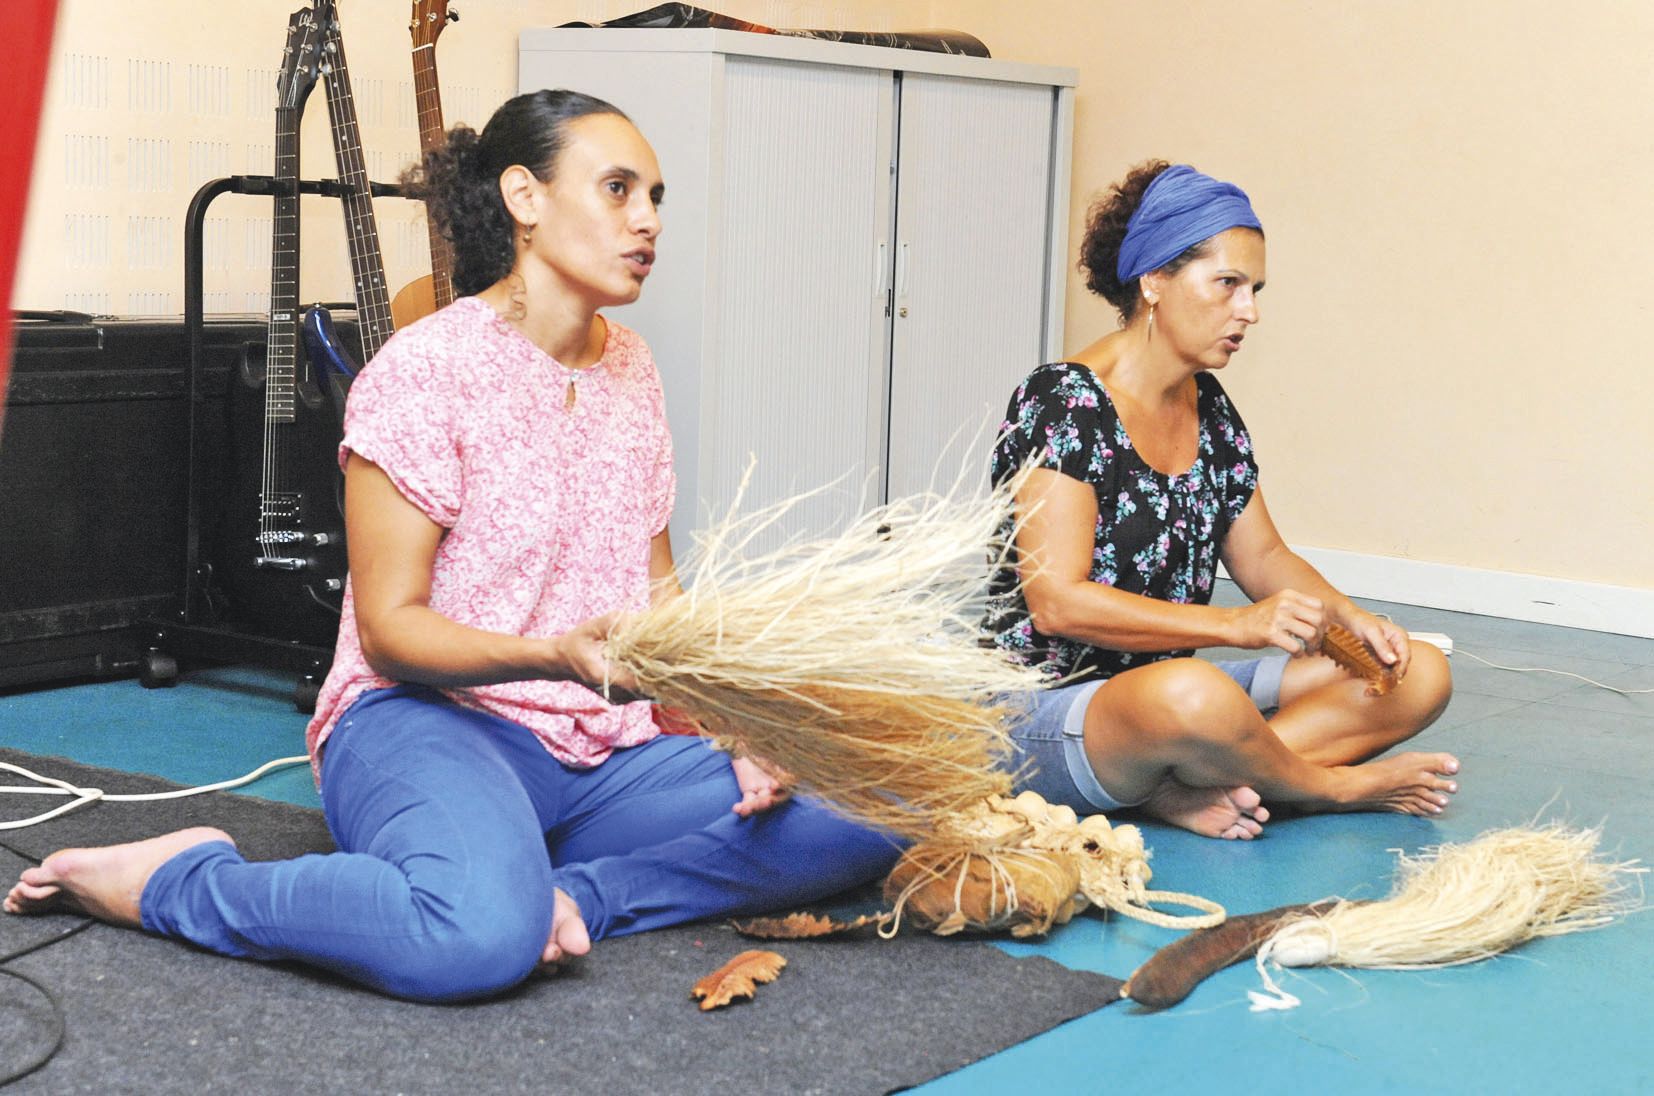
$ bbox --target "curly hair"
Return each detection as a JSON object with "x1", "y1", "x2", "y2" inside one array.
[
  {"x1": 1078, "y1": 159, "x2": 1217, "y2": 326},
  {"x1": 401, "y1": 90, "x2": 629, "y2": 297}
]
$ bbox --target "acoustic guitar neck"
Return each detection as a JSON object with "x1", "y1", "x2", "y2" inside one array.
[{"x1": 410, "y1": 0, "x2": 456, "y2": 311}]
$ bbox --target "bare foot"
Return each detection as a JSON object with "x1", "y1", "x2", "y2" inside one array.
[
  {"x1": 1141, "y1": 780, "x2": 1270, "y2": 840},
  {"x1": 3, "y1": 827, "x2": 235, "y2": 927},
  {"x1": 539, "y1": 888, "x2": 592, "y2": 969},
  {"x1": 1329, "y1": 752, "x2": 1460, "y2": 816}
]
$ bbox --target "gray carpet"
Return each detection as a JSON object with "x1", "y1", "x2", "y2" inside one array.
[{"x1": 0, "y1": 749, "x2": 1123, "y2": 1094}]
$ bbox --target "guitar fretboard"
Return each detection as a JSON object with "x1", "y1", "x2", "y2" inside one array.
[
  {"x1": 266, "y1": 112, "x2": 300, "y2": 427},
  {"x1": 319, "y1": 20, "x2": 396, "y2": 364},
  {"x1": 411, "y1": 42, "x2": 455, "y2": 309}
]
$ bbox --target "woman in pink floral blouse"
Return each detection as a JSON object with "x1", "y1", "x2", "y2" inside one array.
[{"x1": 5, "y1": 91, "x2": 900, "y2": 1001}]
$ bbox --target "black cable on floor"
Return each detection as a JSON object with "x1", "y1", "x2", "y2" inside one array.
[{"x1": 0, "y1": 839, "x2": 96, "y2": 1088}]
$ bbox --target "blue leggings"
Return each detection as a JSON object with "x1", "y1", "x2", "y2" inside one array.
[{"x1": 140, "y1": 686, "x2": 902, "y2": 1002}]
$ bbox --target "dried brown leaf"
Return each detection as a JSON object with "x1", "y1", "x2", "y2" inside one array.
[
  {"x1": 731, "y1": 911, "x2": 893, "y2": 939},
  {"x1": 690, "y1": 949, "x2": 787, "y2": 1011}
]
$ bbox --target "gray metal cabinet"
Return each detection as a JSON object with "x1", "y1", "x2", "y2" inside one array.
[{"x1": 518, "y1": 29, "x2": 1075, "y2": 549}]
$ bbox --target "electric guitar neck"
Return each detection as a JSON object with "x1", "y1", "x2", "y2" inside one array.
[{"x1": 313, "y1": 0, "x2": 395, "y2": 366}]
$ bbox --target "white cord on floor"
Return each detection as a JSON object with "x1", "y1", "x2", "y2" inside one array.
[
  {"x1": 1380, "y1": 613, "x2": 1654, "y2": 697},
  {"x1": 1456, "y1": 650, "x2": 1654, "y2": 695},
  {"x1": 0, "y1": 756, "x2": 310, "y2": 831}
]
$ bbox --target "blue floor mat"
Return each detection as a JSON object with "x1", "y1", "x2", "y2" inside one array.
[{"x1": 3, "y1": 594, "x2": 1651, "y2": 1094}]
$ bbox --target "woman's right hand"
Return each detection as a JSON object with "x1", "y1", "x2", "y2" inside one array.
[
  {"x1": 1228, "y1": 589, "x2": 1326, "y2": 656},
  {"x1": 546, "y1": 612, "x2": 644, "y2": 700}
]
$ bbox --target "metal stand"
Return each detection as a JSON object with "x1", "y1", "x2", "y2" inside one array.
[{"x1": 140, "y1": 174, "x2": 405, "y2": 711}]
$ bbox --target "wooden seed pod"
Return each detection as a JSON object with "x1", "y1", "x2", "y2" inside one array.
[{"x1": 882, "y1": 842, "x2": 1083, "y2": 938}]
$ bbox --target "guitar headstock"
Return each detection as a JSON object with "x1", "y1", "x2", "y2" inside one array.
[
  {"x1": 410, "y1": 1, "x2": 457, "y2": 50},
  {"x1": 312, "y1": 0, "x2": 341, "y2": 44},
  {"x1": 276, "y1": 6, "x2": 325, "y2": 111}
]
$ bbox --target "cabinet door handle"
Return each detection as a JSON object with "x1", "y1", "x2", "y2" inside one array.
[
  {"x1": 875, "y1": 241, "x2": 887, "y2": 295},
  {"x1": 896, "y1": 241, "x2": 910, "y2": 296}
]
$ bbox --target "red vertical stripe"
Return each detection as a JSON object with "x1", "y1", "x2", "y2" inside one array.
[{"x1": 0, "y1": 0, "x2": 60, "y2": 431}]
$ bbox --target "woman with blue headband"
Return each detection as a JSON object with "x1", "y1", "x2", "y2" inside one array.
[{"x1": 985, "y1": 161, "x2": 1456, "y2": 839}]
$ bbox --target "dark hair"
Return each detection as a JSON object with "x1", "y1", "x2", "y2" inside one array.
[
  {"x1": 1078, "y1": 159, "x2": 1224, "y2": 326},
  {"x1": 401, "y1": 89, "x2": 629, "y2": 296}
]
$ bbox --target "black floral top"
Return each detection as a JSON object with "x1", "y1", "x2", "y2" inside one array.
[{"x1": 985, "y1": 362, "x2": 1260, "y2": 681}]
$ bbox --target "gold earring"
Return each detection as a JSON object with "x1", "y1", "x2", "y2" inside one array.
[
  {"x1": 1147, "y1": 301, "x2": 1156, "y2": 337},
  {"x1": 522, "y1": 222, "x2": 535, "y2": 246}
]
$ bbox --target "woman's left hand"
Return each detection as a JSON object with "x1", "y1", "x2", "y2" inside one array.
[
  {"x1": 1341, "y1": 609, "x2": 1411, "y2": 679},
  {"x1": 730, "y1": 755, "x2": 792, "y2": 817}
]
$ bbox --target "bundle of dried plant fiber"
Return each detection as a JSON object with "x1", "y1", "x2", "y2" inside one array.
[
  {"x1": 604, "y1": 466, "x2": 1048, "y2": 841},
  {"x1": 1248, "y1": 823, "x2": 1645, "y2": 1011},
  {"x1": 881, "y1": 791, "x2": 1226, "y2": 938}
]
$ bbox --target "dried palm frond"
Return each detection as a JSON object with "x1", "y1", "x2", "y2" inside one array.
[{"x1": 606, "y1": 464, "x2": 1047, "y2": 840}]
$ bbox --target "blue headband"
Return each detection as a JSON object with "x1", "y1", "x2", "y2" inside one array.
[{"x1": 1115, "y1": 165, "x2": 1262, "y2": 284}]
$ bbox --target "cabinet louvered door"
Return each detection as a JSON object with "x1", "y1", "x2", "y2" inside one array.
[
  {"x1": 883, "y1": 74, "x2": 1057, "y2": 502},
  {"x1": 701, "y1": 57, "x2": 896, "y2": 548},
  {"x1": 516, "y1": 31, "x2": 1074, "y2": 550}
]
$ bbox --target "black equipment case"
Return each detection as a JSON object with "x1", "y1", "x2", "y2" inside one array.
[
  {"x1": 0, "y1": 312, "x2": 258, "y2": 688},
  {"x1": 1, "y1": 309, "x2": 363, "y2": 701}
]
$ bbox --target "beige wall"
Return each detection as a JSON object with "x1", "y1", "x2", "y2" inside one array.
[
  {"x1": 17, "y1": 0, "x2": 929, "y2": 318},
  {"x1": 20, "y1": 0, "x2": 1652, "y2": 591},
  {"x1": 934, "y1": 0, "x2": 1653, "y2": 591}
]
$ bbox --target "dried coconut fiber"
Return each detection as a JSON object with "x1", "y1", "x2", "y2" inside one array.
[
  {"x1": 604, "y1": 465, "x2": 1048, "y2": 842},
  {"x1": 882, "y1": 791, "x2": 1226, "y2": 938},
  {"x1": 1248, "y1": 823, "x2": 1646, "y2": 1011}
]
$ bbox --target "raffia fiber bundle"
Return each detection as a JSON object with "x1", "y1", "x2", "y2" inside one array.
[
  {"x1": 882, "y1": 791, "x2": 1226, "y2": 938},
  {"x1": 605, "y1": 468, "x2": 1048, "y2": 841},
  {"x1": 1249, "y1": 823, "x2": 1645, "y2": 1010}
]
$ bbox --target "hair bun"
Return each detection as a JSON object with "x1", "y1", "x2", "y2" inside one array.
[
  {"x1": 444, "y1": 125, "x2": 485, "y2": 179},
  {"x1": 1078, "y1": 160, "x2": 1171, "y2": 320}
]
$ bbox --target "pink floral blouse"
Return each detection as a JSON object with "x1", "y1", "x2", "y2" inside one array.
[{"x1": 304, "y1": 297, "x2": 675, "y2": 771}]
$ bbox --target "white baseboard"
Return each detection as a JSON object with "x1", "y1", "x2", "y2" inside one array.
[{"x1": 1271, "y1": 548, "x2": 1654, "y2": 639}]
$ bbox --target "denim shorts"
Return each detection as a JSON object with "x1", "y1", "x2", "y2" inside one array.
[{"x1": 1005, "y1": 654, "x2": 1289, "y2": 813}]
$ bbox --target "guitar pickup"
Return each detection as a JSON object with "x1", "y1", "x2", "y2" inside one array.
[
  {"x1": 260, "y1": 492, "x2": 303, "y2": 521},
  {"x1": 255, "y1": 556, "x2": 309, "y2": 572}
]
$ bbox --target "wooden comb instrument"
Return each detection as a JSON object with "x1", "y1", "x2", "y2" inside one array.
[{"x1": 1320, "y1": 623, "x2": 1399, "y2": 696}]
